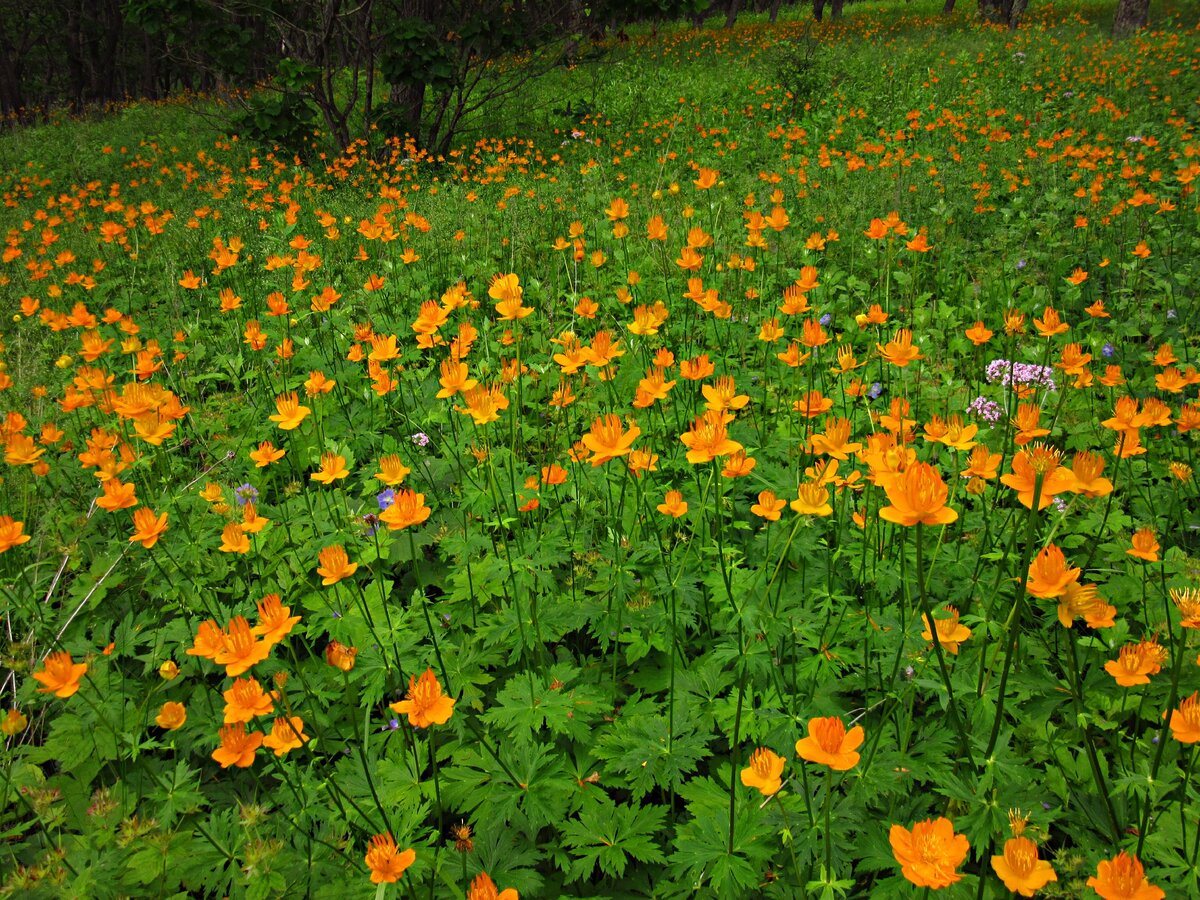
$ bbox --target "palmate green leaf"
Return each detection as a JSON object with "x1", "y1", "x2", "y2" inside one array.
[
  {"x1": 593, "y1": 702, "x2": 711, "y2": 801},
  {"x1": 560, "y1": 794, "x2": 667, "y2": 882},
  {"x1": 668, "y1": 778, "x2": 772, "y2": 897},
  {"x1": 148, "y1": 760, "x2": 207, "y2": 827},
  {"x1": 482, "y1": 664, "x2": 605, "y2": 741}
]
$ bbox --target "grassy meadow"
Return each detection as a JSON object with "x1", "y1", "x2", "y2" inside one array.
[{"x1": 2, "y1": 1, "x2": 1200, "y2": 896}]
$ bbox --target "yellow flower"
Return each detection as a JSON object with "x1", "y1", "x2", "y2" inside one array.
[
  {"x1": 740, "y1": 747, "x2": 786, "y2": 796},
  {"x1": 155, "y1": 701, "x2": 187, "y2": 730}
]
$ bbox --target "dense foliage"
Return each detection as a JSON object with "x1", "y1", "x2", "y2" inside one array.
[{"x1": 1, "y1": 1, "x2": 1199, "y2": 897}]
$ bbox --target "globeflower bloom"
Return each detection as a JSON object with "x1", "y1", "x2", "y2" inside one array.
[
  {"x1": 268, "y1": 392, "x2": 311, "y2": 430},
  {"x1": 155, "y1": 701, "x2": 187, "y2": 730},
  {"x1": 921, "y1": 607, "x2": 972, "y2": 654},
  {"x1": 365, "y1": 834, "x2": 416, "y2": 884},
  {"x1": 878, "y1": 462, "x2": 957, "y2": 526},
  {"x1": 1026, "y1": 544, "x2": 1080, "y2": 599},
  {"x1": 390, "y1": 668, "x2": 455, "y2": 728},
  {"x1": 740, "y1": 747, "x2": 786, "y2": 796},
  {"x1": 32, "y1": 652, "x2": 88, "y2": 698},
  {"x1": 0, "y1": 516, "x2": 32, "y2": 553},
  {"x1": 1086, "y1": 851, "x2": 1164, "y2": 900},
  {"x1": 317, "y1": 544, "x2": 358, "y2": 585},
  {"x1": 212, "y1": 722, "x2": 263, "y2": 768},
  {"x1": 991, "y1": 836, "x2": 1057, "y2": 897},
  {"x1": 1170, "y1": 692, "x2": 1200, "y2": 744},
  {"x1": 379, "y1": 490, "x2": 431, "y2": 531},
  {"x1": 129, "y1": 507, "x2": 168, "y2": 549},
  {"x1": 468, "y1": 872, "x2": 518, "y2": 900},
  {"x1": 795, "y1": 716, "x2": 864, "y2": 771},
  {"x1": 890, "y1": 817, "x2": 969, "y2": 889},
  {"x1": 582, "y1": 414, "x2": 641, "y2": 466}
]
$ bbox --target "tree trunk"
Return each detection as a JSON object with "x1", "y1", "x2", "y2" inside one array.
[
  {"x1": 813, "y1": 0, "x2": 825, "y2": 20},
  {"x1": 1111, "y1": 0, "x2": 1149, "y2": 36},
  {"x1": 769, "y1": 0, "x2": 783, "y2": 22},
  {"x1": 830, "y1": 0, "x2": 844, "y2": 18},
  {"x1": 724, "y1": 0, "x2": 741, "y2": 27},
  {"x1": 942, "y1": 0, "x2": 956, "y2": 14},
  {"x1": 1007, "y1": 0, "x2": 1027, "y2": 28}
]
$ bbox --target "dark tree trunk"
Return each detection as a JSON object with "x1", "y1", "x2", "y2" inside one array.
[
  {"x1": 830, "y1": 0, "x2": 844, "y2": 18},
  {"x1": 1007, "y1": 0, "x2": 1027, "y2": 28},
  {"x1": 942, "y1": 0, "x2": 956, "y2": 13},
  {"x1": 813, "y1": 0, "x2": 826, "y2": 20},
  {"x1": 724, "y1": 0, "x2": 741, "y2": 27},
  {"x1": 769, "y1": 0, "x2": 783, "y2": 22},
  {"x1": 1112, "y1": 0, "x2": 1149, "y2": 36}
]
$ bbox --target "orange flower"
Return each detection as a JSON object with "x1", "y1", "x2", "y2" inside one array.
[
  {"x1": 921, "y1": 606, "x2": 972, "y2": 654},
  {"x1": 1104, "y1": 640, "x2": 1166, "y2": 687},
  {"x1": 740, "y1": 747, "x2": 786, "y2": 796},
  {"x1": 890, "y1": 817, "x2": 969, "y2": 890},
  {"x1": 1171, "y1": 588, "x2": 1200, "y2": 628},
  {"x1": 751, "y1": 490, "x2": 786, "y2": 521},
  {"x1": 1066, "y1": 451, "x2": 1112, "y2": 498},
  {"x1": 467, "y1": 872, "x2": 518, "y2": 900},
  {"x1": 219, "y1": 522, "x2": 250, "y2": 554},
  {"x1": 253, "y1": 594, "x2": 301, "y2": 644},
  {"x1": 375, "y1": 454, "x2": 411, "y2": 485},
  {"x1": 680, "y1": 410, "x2": 742, "y2": 464},
  {"x1": 215, "y1": 616, "x2": 272, "y2": 677},
  {"x1": 489, "y1": 273, "x2": 532, "y2": 320},
  {"x1": 186, "y1": 620, "x2": 226, "y2": 661},
  {"x1": 657, "y1": 489, "x2": 688, "y2": 518},
  {"x1": 790, "y1": 481, "x2": 832, "y2": 517},
  {"x1": 250, "y1": 440, "x2": 285, "y2": 467},
  {"x1": 1065, "y1": 267, "x2": 1088, "y2": 286},
  {"x1": 261, "y1": 715, "x2": 308, "y2": 756},
  {"x1": 129, "y1": 507, "x2": 168, "y2": 548},
  {"x1": 795, "y1": 715, "x2": 864, "y2": 771},
  {"x1": 317, "y1": 544, "x2": 358, "y2": 585},
  {"x1": 311, "y1": 452, "x2": 350, "y2": 484},
  {"x1": 222, "y1": 676, "x2": 275, "y2": 724},
  {"x1": 325, "y1": 641, "x2": 358, "y2": 671},
  {"x1": 1033, "y1": 306, "x2": 1069, "y2": 337},
  {"x1": 212, "y1": 722, "x2": 262, "y2": 768},
  {"x1": 1170, "y1": 692, "x2": 1200, "y2": 744},
  {"x1": 1086, "y1": 851, "x2": 1164, "y2": 900},
  {"x1": 1126, "y1": 527, "x2": 1159, "y2": 562},
  {"x1": 581, "y1": 414, "x2": 641, "y2": 466},
  {"x1": 380, "y1": 489, "x2": 432, "y2": 531},
  {"x1": 1001, "y1": 446, "x2": 1073, "y2": 510},
  {"x1": 97, "y1": 478, "x2": 138, "y2": 512},
  {"x1": 991, "y1": 837, "x2": 1057, "y2": 897},
  {"x1": 268, "y1": 391, "x2": 311, "y2": 430},
  {"x1": 32, "y1": 652, "x2": 88, "y2": 698},
  {"x1": 878, "y1": 462, "x2": 957, "y2": 527},
  {"x1": 0, "y1": 516, "x2": 32, "y2": 553},
  {"x1": 1057, "y1": 582, "x2": 1117, "y2": 629},
  {"x1": 155, "y1": 701, "x2": 187, "y2": 730},
  {"x1": 876, "y1": 329, "x2": 923, "y2": 367},
  {"x1": 1026, "y1": 543, "x2": 1080, "y2": 599},
  {"x1": 390, "y1": 667, "x2": 455, "y2": 728},
  {"x1": 365, "y1": 834, "x2": 416, "y2": 884}
]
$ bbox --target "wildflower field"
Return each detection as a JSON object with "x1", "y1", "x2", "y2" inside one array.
[{"x1": 2, "y1": 1, "x2": 1200, "y2": 896}]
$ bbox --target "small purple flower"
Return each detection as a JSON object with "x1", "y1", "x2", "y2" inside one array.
[
  {"x1": 1053, "y1": 497, "x2": 1068, "y2": 514},
  {"x1": 377, "y1": 489, "x2": 396, "y2": 510},
  {"x1": 411, "y1": 432, "x2": 431, "y2": 448},
  {"x1": 968, "y1": 396, "x2": 1003, "y2": 424},
  {"x1": 985, "y1": 359, "x2": 1057, "y2": 392},
  {"x1": 235, "y1": 483, "x2": 259, "y2": 506},
  {"x1": 819, "y1": 313, "x2": 832, "y2": 326},
  {"x1": 1102, "y1": 343, "x2": 1115, "y2": 358},
  {"x1": 867, "y1": 382, "x2": 883, "y2": 400},
  {"x1": 1016, "y1": 258, "x2": 1027, "y2": 270}
]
